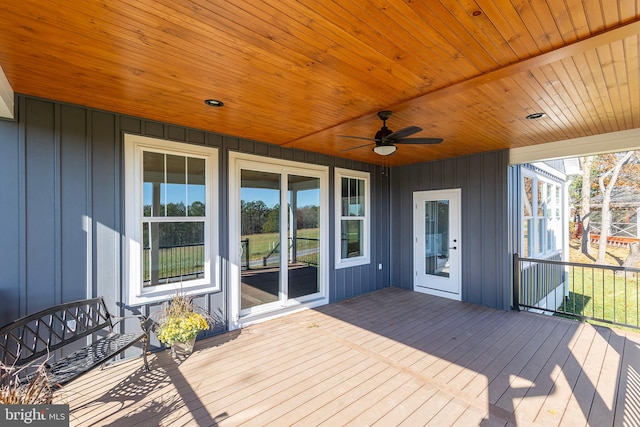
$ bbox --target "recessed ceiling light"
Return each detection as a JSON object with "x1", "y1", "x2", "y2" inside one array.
[
  {"x1": 204, "y1": 99, "x2": 224, "y2": 107},
  {"x1": 526, "y1": 112, "x2": 546, "y2": 120},
  {"x1": 472, "y1": 10, "x2": 482, "y2": 17}
]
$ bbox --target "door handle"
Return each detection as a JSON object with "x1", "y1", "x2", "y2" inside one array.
[{"x1": 449, "y1": 246, "x2": 457, "y2": 250}]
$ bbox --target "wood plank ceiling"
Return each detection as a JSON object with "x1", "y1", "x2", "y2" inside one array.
[{"x1": 0, "y1": 0, "x2": 638, "y2": 166}]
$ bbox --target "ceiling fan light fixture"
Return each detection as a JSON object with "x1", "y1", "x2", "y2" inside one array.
[{"x1": 373, "y1": 145, "x2": 397, "y2": 156}]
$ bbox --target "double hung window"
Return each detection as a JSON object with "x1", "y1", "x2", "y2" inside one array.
[
  {"x1": 335, "y1": 168, "x2": 370, "y2": 268},
  {"x1": 125, "y1": 135, "x2": 219, "y2": 304}
]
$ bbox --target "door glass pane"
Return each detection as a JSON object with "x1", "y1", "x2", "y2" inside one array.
[
  {"x1": 288, "y1": 175, "x2": 320, "y2": 298},
  {"x1": 240, "y1": 170, "x2": 280, "y2": 310},
  {"x1": 424, "y1": 200, "x2": 449, "y2": 277}
]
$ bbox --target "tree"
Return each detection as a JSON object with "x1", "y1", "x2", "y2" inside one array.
[
  {"x1": 262, "y1": 204, "x2": 280, "y2": 233},
  {"x1": 188, "y1": 201, "x2": 205, "y2": 216},
  {"x1": 621, "y1": 242, "x2": 640, "y2": 272},
  {"x1": 241, "y1": 200, "x2": 270, "y2": 235},
  {"x1": 596, "y1": 151, "x2": 635, "y2": 263},
  {"x1": 296, "y1": 205, "x2": 319, "y2": 229},
  {"x1": 579, "y1": 156, "x2": 594, "y2": 255}
]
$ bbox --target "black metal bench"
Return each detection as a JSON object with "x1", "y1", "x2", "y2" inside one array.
[{"x1": 0, "y1": 297, "x2": 149, "y2": 387}]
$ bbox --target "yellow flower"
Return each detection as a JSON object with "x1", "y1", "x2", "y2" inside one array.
[{"x1": 156, "y1": 312, "x2": 208, "y2": 346}]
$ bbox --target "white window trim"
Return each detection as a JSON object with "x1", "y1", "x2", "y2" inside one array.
[
  {"x1": 228, "y1": 152, "x2": 329, "y2": 330},
  {"x1": 124, "y1": 134, "x2": 219, "y2": 305},
  {"x1": 335, "y1": 168, "x2": 371, "y2": 269}
]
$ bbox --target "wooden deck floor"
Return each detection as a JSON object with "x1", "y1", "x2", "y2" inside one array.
[{"x1": 57, "y1": 287, "x2": 640, "y2": 426}]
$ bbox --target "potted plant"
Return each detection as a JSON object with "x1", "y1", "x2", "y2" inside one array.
[
  {"x1": 1, "y1": 362, "x2": 53, "y2": 404},
  {"x1": 154, "y1": 292, "x2": 209, "y2": 359}
]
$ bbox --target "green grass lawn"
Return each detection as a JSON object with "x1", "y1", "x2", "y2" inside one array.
[
  {"x1": 242, "y1": 228, "x2": 320, "y2": 261},
  {"x1": 561, "y1": 239, "x2": 640, "y2": 329}
]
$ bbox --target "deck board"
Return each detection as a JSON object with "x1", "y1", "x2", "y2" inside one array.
[{"x1": 56, "y1": 287, "x2": 640, "y2": 426}]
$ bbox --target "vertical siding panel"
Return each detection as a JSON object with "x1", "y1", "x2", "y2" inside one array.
[
  {"x1": 419, "y1": 162, "x2": 430, "y2": 189},
  {"x1": 91, "y1": 111, "x2": 118, "y2": 308},
  {"x1": 456, "y1": 156, "x2": 470, "y2": 299},
  {"x1": 497, "y1": 151, "x2": 510, "y2": 309},
  {"x1": 390, "y1": 151, "x2": 510, "y2": 310},
  {"x1": 207, "y1": 133, "x2": 224, "y2": 149},
  {"x1": 268, "y1": 144, "x2": 282, "y2": 159},
  {"x1": 306, "y1": 151, "x2": 317, "y2": 165},
  {"x1": 24, "y1": 98, "x2": 57, "y2": 314},
  {"x1": 374, "y1": 167, "x2": 390, "y2": 288},
  {"x1": 168, "y1": 125, "x2": 186, "y2": 142},
  {"x1": 431, "y1": 161, "x2": 443, "y2": 188},
  {"x1": 401, "y1": 165, "x2": 413, "y2": 288},
  {"x1": 294, "y1": 149, "x2": 306, "y2": 163},
  {"x1": 389, "y1": 169, "x2": 398, "y2": 288},
  {"x1": 391, "y1": 165, "x2": 414, "y2": 290},
  {"x1": 254, "y1": 141, "x2": 268, "y2": 156},
  {"x1": 0, "y1": 115, "x2": 22, "y2": 325},
  {"x1": 442, "y1": 158, "x2": 456, "y2": 189},
  {"x1": 60, "y1": 105, "x2": 90, "y2": 302},
  {"x1": 282, "y1": 147, "x2": 294, "y2": 161},
  {"x1": 142, "y1": 121, "x2": 164, "y2": 138},
  {"x1": 466, "y1": 155, "x2": 484, "y2": 305},
  {"x1": 482, "y1": 153, "x2": 498, "y2": 307},
  {"x1": 188, "y1": 129, "x2": 205, "y2": 145},
  {"x1": 120, "y1": 117, "x2": 142, "y2": 134}
]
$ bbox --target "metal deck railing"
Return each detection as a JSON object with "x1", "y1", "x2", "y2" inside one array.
[{"x1": 513, "y1": 253, "x2": 640, "y2": 330}]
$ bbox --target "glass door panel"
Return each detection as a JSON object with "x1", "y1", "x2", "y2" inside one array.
[
  {"x1": 414, "y1": 189, "x2": 461, "y2": 300},
  {"x1": 288, "y1": 175, "x2": 320, "y2": 299},
  {"x1": 424, "y1": 200, "x2": 450, "y2": 277},
  {"x1": 240, "y1": 170, "x2": 281, "y2": 310}
]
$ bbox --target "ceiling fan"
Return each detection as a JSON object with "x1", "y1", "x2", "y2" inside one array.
[{"x1": 340, "y1": 111, "x2": 443, "y2": 155}]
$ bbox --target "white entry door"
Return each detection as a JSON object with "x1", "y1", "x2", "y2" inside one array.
[{"x1": 413, "y1": 189, "x2": 461, "y2": 300}]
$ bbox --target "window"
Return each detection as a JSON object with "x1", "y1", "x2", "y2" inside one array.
[
  {"x1": 335, "y1": 168, "x2": 370, "y2": 268},
  {"x1": 125, "y1": 135, "x2": 219, "y2": 304},
  {"x1": 521, "y1": 170, "x2": 562, "y2": 258},
  {"x1": 523, "y1": 176, "x2": 533, "y2": 257}
]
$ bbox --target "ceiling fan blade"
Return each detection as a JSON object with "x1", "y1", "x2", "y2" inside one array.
[
  {"x1": 394, "y1": 137, "x2": 444, "y2": 144},
  {"x1": 387, "y1": 126, "x2": 422, "y2": 141},
  {"x1": 338, "y1": 135, "x2": 376, "y2": 141},
  {"x1": 340, "y1": 142, "x2": 374, "y2": 152}
]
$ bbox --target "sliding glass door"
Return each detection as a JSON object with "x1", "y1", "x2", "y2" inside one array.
[
  {"x1": 240, "y1": 170, "x2": 281, "y2": 310},
  {"x1": 287, "y1": 175, "x2": 320, "y2": 299},
  {"x1": 231, "y1": 154, "x2": 327, "y2": 324}
]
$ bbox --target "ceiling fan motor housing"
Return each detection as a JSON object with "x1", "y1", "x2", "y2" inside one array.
[{"x1": 374, "y1": 126, "x2": 393, "y2": 144}]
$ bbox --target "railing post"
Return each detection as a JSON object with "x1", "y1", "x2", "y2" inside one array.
[{"x1": 513, "y1": 253, "x2": 520, "y2": 311}]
